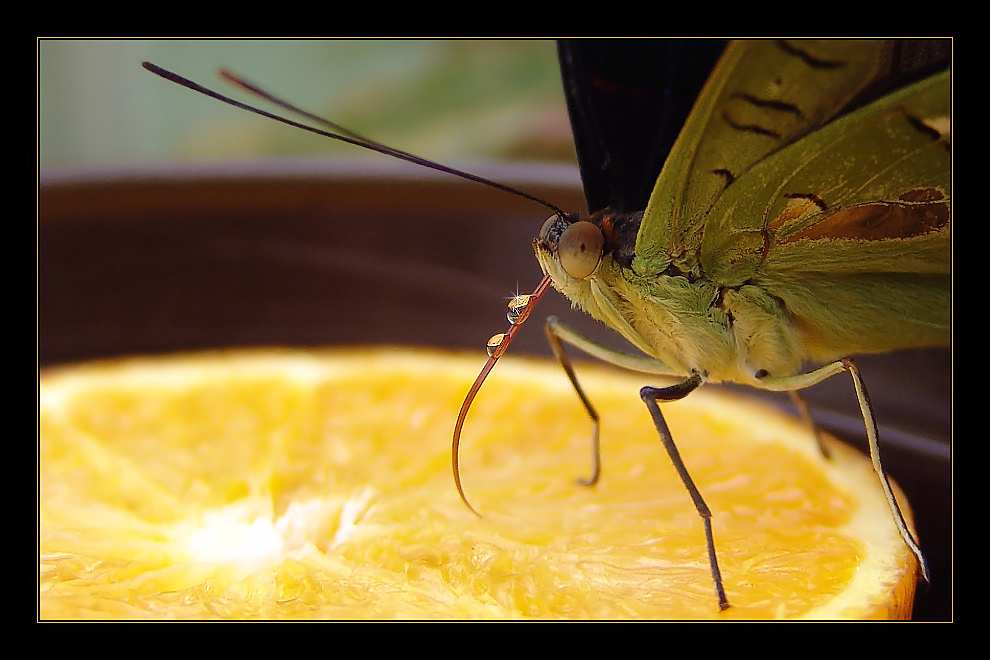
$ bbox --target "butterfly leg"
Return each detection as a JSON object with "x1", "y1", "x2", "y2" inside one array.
[
  {"x1": 544, "y1": 319, "x2": 601, "y2": 486},
  {"x1": 760, "y1": 359, "x2": 930, "y2": 584},
  {"x1": 543, "y1": 316, "x2": 729, "y2": 608},
  {"x1": 787, "y1": 390, "x2": 831, "y2": 459},
  {"x1": 841, "y1": 358, "x2": 930, "y2": 584},
  {"x1": 640, "y1": 374, "x2": 730, "y2": 611},
  {"x1": 544, "y1": 316, "x2": 682, "y2": 487}
]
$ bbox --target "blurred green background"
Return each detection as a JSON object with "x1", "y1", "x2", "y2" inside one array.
[{"x1": 39, "y1": 39, "x2": 578, "y2": 172}]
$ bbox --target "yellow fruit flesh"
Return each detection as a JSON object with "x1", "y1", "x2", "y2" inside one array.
[{"x1": 39, "y1": 349, "x2": 918, "y2": 619}]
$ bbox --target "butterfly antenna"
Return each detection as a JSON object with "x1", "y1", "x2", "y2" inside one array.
[
  {"x1": 143, "y1": 62, "x2": 567, "y2": 218},
  {"x1": 143, "y1": 62, "x2": 563, "y2": 517},
  {"x1": 219, "y1": 68, "x2": 365, "y2": 141}
]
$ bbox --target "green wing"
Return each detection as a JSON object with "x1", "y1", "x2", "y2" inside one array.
[
  {"x1": 733, "y1": 70, "x2": 949, "y2": 359},
  {"x1": 634, "y1": 39, "x2": 948, "y2": 274},
  {"x1": 632, "y1": 39, "x2": 950, "y2": 359}
]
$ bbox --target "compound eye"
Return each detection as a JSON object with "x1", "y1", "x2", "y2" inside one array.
[
  {"x1": 539, "y1": 215, "x2": 557, "y2": 241},
  {"x1": 557, "y1": 221, "x2": 603, "y2": 279}
]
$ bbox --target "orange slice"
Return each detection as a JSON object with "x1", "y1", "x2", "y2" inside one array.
[{"x1": 39, "y1": 348, "x2": 919, "y2": 619}]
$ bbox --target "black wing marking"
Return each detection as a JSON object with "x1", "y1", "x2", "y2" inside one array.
[{"x1": 556, "y1": 39, "x2": 727, "y2": 215}]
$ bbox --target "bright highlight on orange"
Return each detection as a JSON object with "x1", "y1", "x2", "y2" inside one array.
[{"x1": 39, "y1": 349, "x2": 920, "y2": 619}]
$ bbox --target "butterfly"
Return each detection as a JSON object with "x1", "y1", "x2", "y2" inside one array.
[
  {"x1": 472, "y1": 39, "x2": 950, "y2": 610},
  {"x1": 144, "y1": 39, "x2": 951, "y2": 611}
]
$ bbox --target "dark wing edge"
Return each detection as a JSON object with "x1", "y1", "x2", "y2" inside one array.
[
  {"x1": 556, "y1": 39, "x2": 726, "y2": 215},
  {"x1": 838, "y1": 38, "x2": 951, "y2": 117}
]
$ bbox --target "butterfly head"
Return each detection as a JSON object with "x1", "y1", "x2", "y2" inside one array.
[
  {"x1": 534, "y1": 212, "x2": 606, "y2": 292},
  {"x1": 535, "y1": 207, "x2": 645, "y2": 296}
]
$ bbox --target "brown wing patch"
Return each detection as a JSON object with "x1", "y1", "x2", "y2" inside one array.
[
  {"x1": 770, "y1": 193, "x2": 828, "y2": 232},
  {"x1": 781, "y1": 191, "x2": 948, "y2": 242}
]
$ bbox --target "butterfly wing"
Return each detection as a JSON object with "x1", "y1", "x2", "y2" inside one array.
[
  {"x1": 712, "y1": 67, "x2": 950, "y2": 360},
  {"x1": 557, "y1": 39, "x2": 726, "y2": 215},
  {"x1": 634, "y1": 39, "x2": 951, "y2": 275}
]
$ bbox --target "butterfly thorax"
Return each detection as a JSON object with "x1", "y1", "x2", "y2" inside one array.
[{"x1": 535, "y1": 211, "x2": 805, "y2": 385}]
